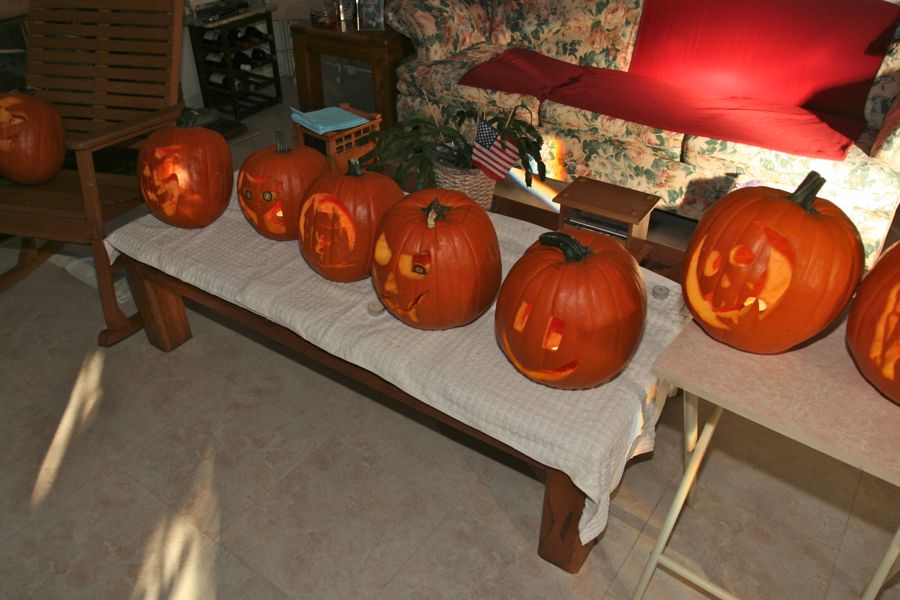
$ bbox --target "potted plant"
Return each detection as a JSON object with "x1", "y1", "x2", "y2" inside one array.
[{"x1": 361, "y1": 104, "x2": 546, "y2": 209}]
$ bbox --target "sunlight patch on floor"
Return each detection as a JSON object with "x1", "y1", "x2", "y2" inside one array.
[{"x1": 31, "y1": 349, "x2": 106, "y2": 508}]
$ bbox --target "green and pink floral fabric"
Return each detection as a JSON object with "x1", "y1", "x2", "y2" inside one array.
[{"x1": 386, "y1": 0, "x2": 900, "y2": 265}]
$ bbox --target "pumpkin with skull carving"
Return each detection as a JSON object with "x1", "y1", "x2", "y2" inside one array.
[
  {"x1": 299, "y1": 159, "x2": 404, "y2": 281},
  {"x1": 846, "y1": 241, "x2": 900, "y2": 404},
  {"x1": 138, "y1": 126, "x2": 233, "y2": 228},
  {"x1": 495, "y1": 229, "x2": 646, "y2": 389},
  {"x1": 237, "y1": 131, "x2": 329, "y2": 240},
  {"x1": 682, "y1": 171, "x2": 863, "y2": 354},
  {"x1": 371, "y1": 189, "x2": 501, "y2": 329}
]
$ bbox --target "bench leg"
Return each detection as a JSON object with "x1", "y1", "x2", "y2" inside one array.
[
  {"x1": 125, "y1": 260, "x2": 192, "y2": 351},
  {"x1": 538, "y1": 468, "x2": 596, "y2": 573}
]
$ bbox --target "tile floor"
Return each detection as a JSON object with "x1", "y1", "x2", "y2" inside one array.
[{"x1": 1, "y1": 80, "x2": 898, "y2": 599}]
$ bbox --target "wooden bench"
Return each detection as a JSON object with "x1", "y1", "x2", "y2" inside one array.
[{"x1": 108, "y1": 197, "x2": 685, "y2": 573}]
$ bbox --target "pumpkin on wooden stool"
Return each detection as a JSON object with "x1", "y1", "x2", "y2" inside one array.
[
  {"x1": 237, "y1": 131, "x2": 329, "y2": 240},
  {"x1": 0, "y1": 92, "x2": 65, "y2": 184},
  {"x1": 371, "y1": 189, "x2": 501, "y2": 329},
  {"x1": 138, "y1": 126, "x2": 233, "y2": 228},
  {"x1": 682, "y1": 171, "x2": 863, "y2": 354},
  {"x1": 847, "y1": 241, "x2": 900, "y2": 405},
  {"x1": 299, "y1": 159, "x2": 404, "y2": 281},
  {"x1": 495, "y1": 229, "x2": 646, "y2": 389}
]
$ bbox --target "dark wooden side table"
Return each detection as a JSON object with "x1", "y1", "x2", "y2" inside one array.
[{"x1": 290, "y1": 20, "x2": 413, "y2": 128}]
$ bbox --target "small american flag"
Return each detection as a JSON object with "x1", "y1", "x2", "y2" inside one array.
[{"x1": 472, "y1": 119, "x2": 519, "y2": 182}]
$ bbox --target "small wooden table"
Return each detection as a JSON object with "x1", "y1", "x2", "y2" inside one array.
[
  {"x1": 635, "y1": 320, "x2": 900, "y2": 599},
  {"x1": 290, "y1": 20, "x2": 413, "y2": 128}
]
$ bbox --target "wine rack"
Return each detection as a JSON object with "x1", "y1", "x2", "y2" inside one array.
[{"x1": 187, "y1": 4, "x2": 282, "y2": 121}]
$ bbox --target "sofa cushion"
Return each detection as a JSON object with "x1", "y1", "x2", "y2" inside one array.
[
  {"x1": 460, "y1": 48, "x2": 866, "y2": 160},
  {"x1": 629, "y1": 0, "x2": 900, "y2": 122},
  {"x1": 490, "y1": 0, "x2": 643, "y2": 70}
]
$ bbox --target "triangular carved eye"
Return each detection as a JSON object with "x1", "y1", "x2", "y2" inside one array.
[{"x1": 543, "y1": 316, "x2": 565, "y2": 351}]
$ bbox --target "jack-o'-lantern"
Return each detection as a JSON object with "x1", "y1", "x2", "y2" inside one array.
[
  {"x1": 371, "y1": 189, "x2": 501, "y2": 329},
  {"x1": 847, "y1": 241, "x2": 900, "y2": 404},
  {"x1": 138, "y1": 126, "x2": 233, "y2": 228},
  {"x1": 683, "y1": 171, "x2": 863, "y2": 354},
  {"x1": 299, "y1": 159, "x2": 404, "y2": 281},
  {"x1": 237, "y1": 131, "x2": 329, "y2": 240},
  {"x1": 0, "y1": 92, "x2": 65, "y2": 184},
  {"x1": 495, "y1": 229, "x2": 646, "y2": 389}
]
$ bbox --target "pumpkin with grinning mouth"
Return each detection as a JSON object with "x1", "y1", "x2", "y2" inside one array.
[
  {"x1": 682, "y1": 171, "x2": 863, "y2": 354},
  {"x1": 371, "y1": 189, "x2": 501, "y2": 329},
  {"x1": 495, "y1": 229, "x2": 646, "y2": 389}
]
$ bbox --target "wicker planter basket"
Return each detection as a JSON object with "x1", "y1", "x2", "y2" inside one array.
[{"x1": 432, "y1": 163, "x2": 496, "y2": 210}]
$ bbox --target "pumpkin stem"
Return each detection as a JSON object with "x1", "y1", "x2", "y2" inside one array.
[
  {"x1": 422, "y1": 198, "x2": 451, "y2": 229},
  {"x1": 786, "y1": 171, "x2": 825, "y2": 213},
  {"x1": 274, "y1": 130, "x2": 290, "y2": 154},
  {"x1": 539, "y1": 231, "x2": 593, "y2": 262},
  {"x1": 346, "y1": 158, "x2": 364, "y2": 177}
]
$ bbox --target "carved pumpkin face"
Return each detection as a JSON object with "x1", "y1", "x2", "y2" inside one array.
[
  {"x1": 847, "y1": 241, "x2": 900, "y2": 404},
  {"x1": 495, "y1": 229, "x2": 646, "y2": 389},
  {"x1": 0, "y1": 92, "x2": 65, "y2": 184},
  {"x1": 237, "y1": 133, "x2": 329, "y2": 240},
  {"x1": 298, "y1": 160, "x2": 404, "y2": 281},
  {"x1": 371, "y1": 189, "x2": 501, "y2": 330},
  {"x1": 683, "y1": 172, "x2": 863, "y2": 354},
  {"x1": 138, "y1": 127, "x2": 233, "y2": 228}
]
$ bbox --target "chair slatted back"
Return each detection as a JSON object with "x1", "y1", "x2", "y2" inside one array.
[{"x1": 25, "y1": 0, "x2": 183, "y2": 136}]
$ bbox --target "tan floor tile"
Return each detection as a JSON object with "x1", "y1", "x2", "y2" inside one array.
[
  {"x1": 694, "y1": 410, "x2": 860, "y2": 549},
  {"x1": 608, "y1": 482, "x2": 837, "y2": 599},
  {"x1": 221, "y1": 438, "x2": 451, "y2": 599},
  {"x1": 334, "y1": 395, "x2": 498, "y2": 508},
  {"x1": 0, "y1": 469, "x2": 291, "y2": 600},
  {"x1": 377, "y1": 508, "x2": 620, "y2": 600},
  {"x1": 122, "y1": 368, "x2": 359, "y2": 540}
]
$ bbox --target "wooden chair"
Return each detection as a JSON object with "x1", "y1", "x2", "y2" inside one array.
[{"x1": 0, "y1": 0, "x2": 185, "y2": 345}]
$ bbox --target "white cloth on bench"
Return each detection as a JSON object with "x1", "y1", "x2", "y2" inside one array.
[{"x1": 106, "y1": 191, "x2": 686, "y2": 543}]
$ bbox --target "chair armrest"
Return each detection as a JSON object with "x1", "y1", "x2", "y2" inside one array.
[
  {"x1": 386, "y1": 0, "x2": 490, "y2": 62},
  {"x1": 66, "y1": 104, "x2": 183, "y2": 152},
  {"x1": 871, "y1": 97, "x2": 900, "y2": 170}
]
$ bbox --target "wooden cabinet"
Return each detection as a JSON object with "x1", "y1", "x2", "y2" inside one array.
[
  {"x1": 290, "y1": 20, "x2": 413, "y2": 128},
  {"x1": 187, "y1": 5, "x2": 282, "y2": 120}
]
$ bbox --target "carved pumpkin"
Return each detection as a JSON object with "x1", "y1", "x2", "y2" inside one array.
[
  {"x1": 138, "y1": 126, "x2": 233, "y2": 228},
  {"x1": 495, "y1": 230, "x2": 646, "y2": 389},
  {"x1": 237, "y1": 131, "x2": 329, "y2": 240},
  {"x1": 846, "y1": 241, "x2": 900, "y2": 404},
  {"x1": 0, "y1": 92, "x2": 65, "y2": 184},
  {"x1": 299, "y1": 159, "x2": 404, "y2": 281},
  {"x1": 371, "y1": 189, "x2": 501, "y2": 329},
  {"x1": 683, "y1": 171, "x2": 863, "y2": 354}
]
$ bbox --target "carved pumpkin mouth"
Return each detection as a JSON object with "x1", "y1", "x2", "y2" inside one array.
[
  {"x1": 262, "y1": 203, "x2": 286, "y2": 234},
  {"x1": 500, "y1": 331, "x2": 579, "y2": 382},
  {"x1": 380, "y1": 290, "x2": 428, "y2": 321}
]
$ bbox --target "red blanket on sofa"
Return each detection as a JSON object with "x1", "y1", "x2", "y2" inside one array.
[{"x1": 458, "y1": 0, "x2": 900, "y2": 161}]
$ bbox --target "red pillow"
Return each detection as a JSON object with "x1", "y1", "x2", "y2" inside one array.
[{"x1": 628, "y1": 0, "x2": 900, "y2": 120}]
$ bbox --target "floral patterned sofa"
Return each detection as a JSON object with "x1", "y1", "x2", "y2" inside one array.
[{"x1": 386, "y1": 0, "x2": 900, "y2": 265}]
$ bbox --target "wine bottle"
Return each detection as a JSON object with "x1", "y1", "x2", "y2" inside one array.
[
  {"x1": 243, "y1": 25, "x2": 267, "y2": 46},
  {"x1": 250, "y1": 47, "x2": 270, "y2": 64},
  {"x1": 232, "y1": 50, "x2": 253, "y2": 71},
  {"x1": 204, "y1": 51, "x2": 225, "y2": 66},
  {"x1": 201, "y1": 30, "x2": 221, "y2": 45}
]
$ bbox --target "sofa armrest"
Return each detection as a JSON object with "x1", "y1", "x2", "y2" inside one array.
[
  {"x1": 871, "y1": 96, "x2": 900, "y2": 170},
  {"x1": 386, "y1": 0, "x2": 491, "y2": 62}
]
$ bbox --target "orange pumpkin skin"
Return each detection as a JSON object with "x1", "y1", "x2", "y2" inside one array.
[
  {"x1": 371, "y1": 189, "x2": 501, "y2": 330},
  {"x1": 299, "y1": 160, "x2": 404, "y2": 281},
  {"x1": 495, "y1": 229, "x2": 646, "y2": 390},
  {"x1": 846, "y1": 242, "x2": 900, "y2": 404},
  {"x1": 237, "y1": 133, "x2": 329, "y2": 240},
  {"x1": 0, "y1": 92, "x2": 65, "y2": 184},
  {"x1": 138, "y1": 127, "x2": 233, "y2": 228},
  {"x1": 682, "y1": 172, "x2": 863, "y2": 354}
]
